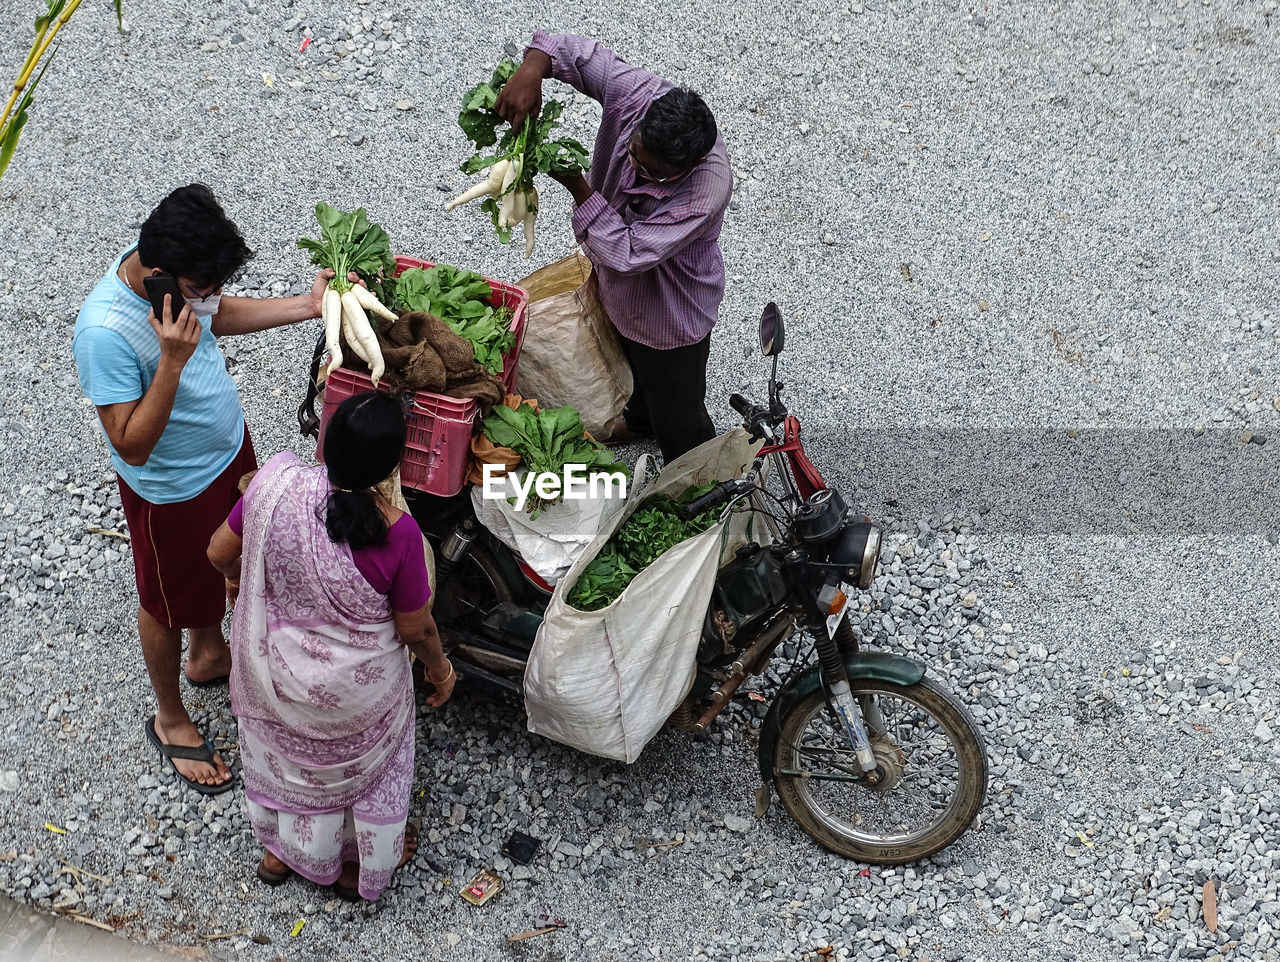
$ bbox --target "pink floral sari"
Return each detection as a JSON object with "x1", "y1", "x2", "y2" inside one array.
[{"x1": 230, "y1": 452, "x2": 414, "y2": 900}]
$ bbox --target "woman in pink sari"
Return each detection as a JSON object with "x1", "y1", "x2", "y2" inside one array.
[{"x1": 207, "y1": 391, "x2": 454, "y2": 901}]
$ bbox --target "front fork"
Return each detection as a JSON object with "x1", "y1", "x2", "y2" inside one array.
[{"x1": 782, "y1": 548, "x2": 883, "y2": 783}]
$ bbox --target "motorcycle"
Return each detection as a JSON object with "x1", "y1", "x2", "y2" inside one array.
[{"x1": 297, "y1": 303, "x2": 988, "y2": 863}]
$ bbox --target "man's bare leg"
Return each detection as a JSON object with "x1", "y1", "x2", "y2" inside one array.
[
  {"x1": 185, "y1": 622, "x2": 233, "y2": 684},
  {"x1": 138, "y1": 607, "x2": 231, "y2": 788}
]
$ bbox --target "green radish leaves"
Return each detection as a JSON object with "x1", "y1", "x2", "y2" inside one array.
[
  {"x1": 0, "y1": 54, "x2": 53, "y2": 182},
  {"x1": 297, "y1": 202, "x2": 396, "y2": 303},
  {"x1": 458, "y1": 58, "x2": 520, "y2": 149}
]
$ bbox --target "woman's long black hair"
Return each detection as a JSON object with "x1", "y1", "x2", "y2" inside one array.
[{"x1": 320, "y1": 391, "x2": 407, "y2": 549}]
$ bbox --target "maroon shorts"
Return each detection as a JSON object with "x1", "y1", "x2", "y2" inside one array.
[{"x1": 118, "y1": 428, "x2": 258, "y2": 629}]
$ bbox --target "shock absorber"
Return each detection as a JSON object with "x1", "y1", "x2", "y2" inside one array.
[
  {"x1": 435, "y1": 519, "x2": 478, "y2": 587},
  {"x1": 783, "y1": 549, "x2": 881, "y2": 781}
]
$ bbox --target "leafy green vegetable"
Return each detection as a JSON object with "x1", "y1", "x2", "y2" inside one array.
[
  {"x1": 481, "y1": 403, "x2": 628, "y2": 517},
  {"x1": 297, "y1": 202, "x2": 397, "y2": 304},
  {"x1": 394, "y1": 264, "x2": 515, "y2": 374},
  {"x1": 565, "y1": 546, "x2": 639, "y2": 612},
  {"x1": 457, "y1": 59, "x2": 520, "y2": 149},
  {"x1": 565, "y1": 485, "x2": 723, "y2": 610},
  {"x1": 456, "y1": 58, "x2": 591, "y2": 246}
]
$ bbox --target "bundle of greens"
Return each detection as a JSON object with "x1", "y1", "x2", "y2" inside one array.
[
  {"x1": 480, "y1": 403, "x2": 628, "y2": 518},
  {"x1": 297, "y1": 202, "x2": 398, "y2": 384},
  {"x1": 394, "y1": 264, "x2": 515, "y2": 375},
  {"x1": 445, "y1": 57, "x2": 591, "y2": 258},
  {"x1": 566, "y1": 546, "x2": 638, "y2": 612},
  {"x1": 566, "y1": 483, "x2": 721, "y2": 611}
]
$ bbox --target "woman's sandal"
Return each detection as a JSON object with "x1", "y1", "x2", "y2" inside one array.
[
  {"x1": 332, "y1": 820, "x2": 420, "y2": 903},
  {"x1": 255, "y1": 854, "x2": 293, "y2": 887}
]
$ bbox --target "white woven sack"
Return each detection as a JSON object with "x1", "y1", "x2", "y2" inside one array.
[
  {"x1": 470, "y1": 458, "x2": 653, "y2": 586},
  {"x1": 523, "y1": 430, "x2": 761, "y2": 763}
]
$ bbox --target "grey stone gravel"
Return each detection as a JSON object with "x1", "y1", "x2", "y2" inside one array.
[{"x1": 0, "y1": 1, "x2": 1277, "y2": 961}]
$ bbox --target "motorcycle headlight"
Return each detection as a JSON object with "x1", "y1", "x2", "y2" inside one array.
[{"x1": 830, "y1": 521, "x2": 882, "y2": 590}]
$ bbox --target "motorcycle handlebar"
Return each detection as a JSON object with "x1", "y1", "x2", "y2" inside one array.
[
  {"x1": 729, "y1": 392, "x2": 775, "y2": 441},
  {"x1": 677, "y1": 460, "x2": 764, "y2": 521},
  {"x1": 678, "y1": 482, "x2": 736, "y2": 521}
]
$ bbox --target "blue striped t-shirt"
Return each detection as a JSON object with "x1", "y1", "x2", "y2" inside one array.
[{"x1": 73, "y1": 247, "x2": 245, "y2": 504}]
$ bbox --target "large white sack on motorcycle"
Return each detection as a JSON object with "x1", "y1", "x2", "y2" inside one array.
[
  {"x1": 514, "y1": 252, "x2": 633, "y2": 440},
  {"x1": 470, "y1": 457, "x2": 652, "y2": 586},
  {"x1": 524, "y1": 430, "x2": 762, "y2": 763}
]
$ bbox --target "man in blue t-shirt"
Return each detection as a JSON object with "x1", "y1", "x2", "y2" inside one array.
[{"x1": 74, "y1": 184, "x2": 339, "y2": 795}]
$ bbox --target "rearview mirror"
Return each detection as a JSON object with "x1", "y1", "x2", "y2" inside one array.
[{"x1": 760, "y1": 302, "x2": 785, "y2": 356}]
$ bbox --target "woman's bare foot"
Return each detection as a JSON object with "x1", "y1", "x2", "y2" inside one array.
[
  {"x1": 333, "y1": 861, "x2": 361, "y2": 901},
  {"x1": 398, "y1": 821, "x2": 420, "y2": 868},
  {"x1": 256, "y1": 850, "x2": 292, "y2": 885}
]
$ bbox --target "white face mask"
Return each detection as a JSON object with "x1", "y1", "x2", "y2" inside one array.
[{"x1": 187, "y1": 293, "x2": 222, "y2": 318}]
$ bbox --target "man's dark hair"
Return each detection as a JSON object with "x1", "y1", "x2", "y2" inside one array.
[
  {"x1": 137, "y1": 183, "x2": 253, "y2": 289},
  {"x1": 639, "y1": 88, "x2": 718, "y2": 171}
]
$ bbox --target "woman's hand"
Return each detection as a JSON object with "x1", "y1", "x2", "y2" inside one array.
[{"x1": 424, "y1": 657, "x2": 456, "y2": 708}]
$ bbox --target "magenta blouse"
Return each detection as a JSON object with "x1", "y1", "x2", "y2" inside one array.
[{"x1": 228, "y1": 498, "x2": 431, "y2": 613}]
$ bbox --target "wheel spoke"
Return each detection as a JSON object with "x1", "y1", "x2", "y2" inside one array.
[{"x1": 775, "y1": 680, "x2": 985, "y2": 855}]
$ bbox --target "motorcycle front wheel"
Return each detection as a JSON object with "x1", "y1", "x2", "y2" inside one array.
[{"x1": 773, "y1": 676, "x2": 987, "y2": 864}]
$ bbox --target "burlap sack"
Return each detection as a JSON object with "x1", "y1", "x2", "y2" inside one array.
[{"x1": 514, "y1": 252, "x2": 632, "y2": 439}]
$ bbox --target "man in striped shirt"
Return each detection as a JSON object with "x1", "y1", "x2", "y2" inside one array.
[
  {"x1": 497, "y1": 32, "x2": 733, "y2": 462},
  {"x1": 73, "y1": 184, "x2": 338, "y2": 795}
]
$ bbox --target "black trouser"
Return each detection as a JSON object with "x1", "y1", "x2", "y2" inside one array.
[{"x1": 618, "y1": 331, "x2": 716, "y2": 463}]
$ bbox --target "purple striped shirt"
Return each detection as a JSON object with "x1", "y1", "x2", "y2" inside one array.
[{"x1": 528, "y1": 31, "x2": 733, "y2": 350}]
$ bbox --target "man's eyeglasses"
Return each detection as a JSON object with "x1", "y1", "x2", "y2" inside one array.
[
  {"x1": 181, "y1": 280, "x2": 223, "y2": 300},
  {"x1": 627, "y1": 133, "x2": 684, "y2": 184}
]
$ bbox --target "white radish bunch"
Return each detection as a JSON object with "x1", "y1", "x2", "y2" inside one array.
[
  {"x1": 298, "y1": 202, "x2": 401, "y2": 386},
  {"x1": 444, "y1": 158, "x2": 512, "y2": 211},
  {"x1": 321, "y1": 283, "x2": 396, "y2": 385},
  {"x1": 445, "y1": 156, "x2": 540, "y2": 260}
]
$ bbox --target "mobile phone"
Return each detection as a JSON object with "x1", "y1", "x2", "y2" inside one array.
[{"x1": 143, "y1": 274, "x2": 186, "y2": 323}]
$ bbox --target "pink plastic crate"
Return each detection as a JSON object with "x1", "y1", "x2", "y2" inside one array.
[
  {"x1": 315, "y1": 258, "x2": 529, "y2": 497},
  {"x1": 317, "y1": 367, "x2": 476, "y2": 497}
]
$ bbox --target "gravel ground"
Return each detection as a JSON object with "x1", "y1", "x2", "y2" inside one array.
[{"x1": 0, "y1": 0, "x2": 1278, "y2": 960}]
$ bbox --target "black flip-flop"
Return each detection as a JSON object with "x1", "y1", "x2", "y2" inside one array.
[
  {"x1": 184, "y1": 673, "x2": 230, "y2": 689},
  {"x1": 144, "y1": 716, "x2": 234, "y2": 796}
]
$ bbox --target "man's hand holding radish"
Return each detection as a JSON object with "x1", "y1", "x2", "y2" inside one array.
[
  {"x1": 494, "y1": 50, "x2": 550, "y2": 132},
  {"x1": 306, "y1": 268, "x2": 365, "y2": 317}
]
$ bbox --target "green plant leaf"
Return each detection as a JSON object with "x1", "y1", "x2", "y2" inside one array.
[
  {"x1": 297, "y1": 202, "x2": 393, "y2": 292},
  {"x1": 0, "y1": 53, "x2": 53, "y2": 182}
]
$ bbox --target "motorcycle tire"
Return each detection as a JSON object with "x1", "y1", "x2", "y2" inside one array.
[{"x1": 773, "y1": 675, "x2": 987, "y2": 864}]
